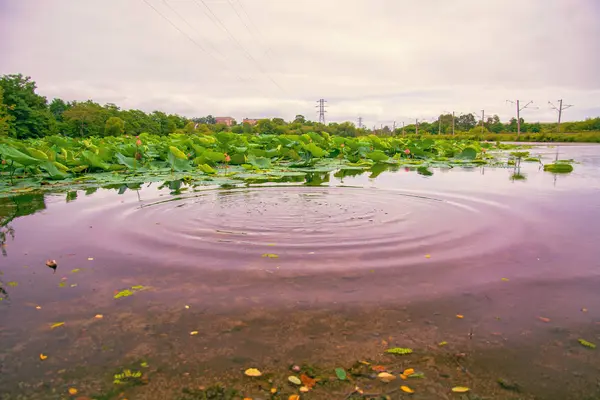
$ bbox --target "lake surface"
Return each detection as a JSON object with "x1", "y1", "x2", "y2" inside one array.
[{"x1": 1, "y1": 144, "x2": 600, "y2": 399}]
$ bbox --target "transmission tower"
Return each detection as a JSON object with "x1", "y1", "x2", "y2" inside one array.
[
  {"x1": 316, "y1": 99, "x2": 327, "y2": 124},
  {"x1": 506, "y1": 100, "x2": 536, "y2": 136},
  {"x1": 358, "y1": 116, "x2": 363, "y2": 129},
  {"x1": 548, "y1": 99, "x2": 573, "y2": 133}
]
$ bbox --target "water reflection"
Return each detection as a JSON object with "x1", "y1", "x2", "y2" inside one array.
[{"x1": 0, "y1": 193, "x2": 47, "y2": 256}]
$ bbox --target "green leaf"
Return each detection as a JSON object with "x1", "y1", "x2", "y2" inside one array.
[
  {"x1": 169, "y1": 146, "x2": 188, "y2": 160},
  {"x1": 114, "y1": 289, "x2": 134, "y2": 299},
  {"x1": 115, "y1": 152, "x2": 137, "y2": 170},
  {"x1": 198, "y1": 163, "x2": 217, "y2": 174},
  {"x1": 456, "y1": 147, "x2": 477, "y2": 160},
  {"x1": 304, "y1": 143, "x2": 327, "y2": 158},
  {"x1": 417, "y1": 166, "x2": 433, "y2": 176},
  {"x1": 26, "y1": 147, "x2": 49, "y2": 161},
  {"x1": 247, "y1": 155, "x2": 272, "y2": 169},
  {"x1": 385, "y1": 347, "x2": 413, "y2": 355},
  {"x1": 544, "y1": 163, "x2": 573, "y2": 173},
  {"x1": 0, "y1": 144, "x2": 41, "y2": 166},
  {"x1": 81, "y1": 150, "x2": 111, "y2": 170},
  {"x1": 40, "y1": 161, "x2": 68, "y2": 179},
  {"x1": 261, "y1": 253, "x2": 279, "y2": 258},
  {"x1": 335, "y1": 368, "x2": 347, "y2": 380},
  {"x1": 578, "y1": 339, "x2": 596, "y2": 349},
  {"x1": 366, "y1": 150, "x2": 389, "y2": 162}
]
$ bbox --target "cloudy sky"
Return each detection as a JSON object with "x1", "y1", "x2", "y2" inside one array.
[{"x1": 2, "y1": 0, "x2": 599, "y2": 126}]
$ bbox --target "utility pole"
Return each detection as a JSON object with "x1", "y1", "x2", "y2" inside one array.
[
  {"x1": 357, "y1": 116, "x2": 363, "y2": 129},
  {"x1": 393, "y1": 121, "x2": 396, "y2": 133},
  {"x1": 481, "y1": 109, "x2": 485, "y2": 134},
  {"x1": 452, "y1": 111, "x2": 455, "y2": 135},
  {"x1": 438, "y1": 115, "x2": 442, "y2": 135},
  {"x1": 402, "y1": 121, "x2": 405, "y2": 136},
  {"x1": 506, "y1": 100, "x2": 535, "y2": 136},
  {"x1": 549, "y1": 99, "x2": 573, "y2": 133},
  {"x1": 415, "y1": 118, "x2": 419, "y2": 135},
  {"x1": 316, "y1": 99, "x2": 327, "y2": 124}
]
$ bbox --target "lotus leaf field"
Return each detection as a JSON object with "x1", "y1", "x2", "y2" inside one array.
[{"x1": 0, "y1": 132, "x2": 560, "y2": 196}]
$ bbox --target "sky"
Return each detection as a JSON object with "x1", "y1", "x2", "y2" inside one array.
[{"x1": 1, "y1": 0, "x2": 599, "y2": 127}]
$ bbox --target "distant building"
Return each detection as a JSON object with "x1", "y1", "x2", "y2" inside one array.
[
  {"x1": 215, "y1": 116, "x2": 235, "y2": 126},
  {"x1": 243, "y1": 118, "x2": 259, "y2": 126}
]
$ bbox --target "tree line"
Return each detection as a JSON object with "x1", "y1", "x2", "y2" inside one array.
[{"x1": 1, "y1": 73, "x2": 599, "y2": 139}]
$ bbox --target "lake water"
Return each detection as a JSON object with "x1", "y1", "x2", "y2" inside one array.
[{"x1": 1, "y1": 144, "x2": 600, "y2": 399}]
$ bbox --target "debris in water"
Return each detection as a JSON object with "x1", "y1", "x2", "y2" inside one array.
[{"x1": 244, "y1": 368, "x2": 262, "y2": 377}]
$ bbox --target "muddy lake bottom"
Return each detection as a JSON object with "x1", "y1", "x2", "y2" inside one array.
[{"x1": 1, "y1": 144, "x2": 600, "y2": 399}]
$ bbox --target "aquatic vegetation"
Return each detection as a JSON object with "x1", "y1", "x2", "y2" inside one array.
[
  {"x1": 0, "y1": 133, "x2": 510, "y2": 195},
  {"x1": 385, "y1": 347, "x2": 413, "y2": 355},
  {"x1": 543, "y1": 162, "x2": 574, "y2": 173}
]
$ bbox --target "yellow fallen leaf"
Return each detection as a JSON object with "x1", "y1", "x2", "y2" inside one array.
[
  {"x1": 35, "y1": 306, "x2": 41, "y2": 310},
  {"x1": 401, "y1": 385, "x2": 414, "y2": 393},
  {"x1": 68, "y1": 387, "x2": 78, "y2": 395},
  {"x1": 243, "y1": 398, "x2": 252, "y2": 400},
  {"x1": 400, "y1": 374, "x2": 407, "y2": 380},
  {"x1": 456, "y1": 314, "x2": 464, "y2": 319},
  {"x1": 354, "y1": 386, "x2": 364, "y2": 394},
  {"x1": 425, "y1": 254, "x2": 431, "y2": 258},
  {"x1": 403, "y1": 368, "x2": 415, "y2": 376},
  {"x1": 185, "y1": 305, "x2": 190, "y2": 309},
  {"x1": 39, "y1": 353, "x2": 48, "y2": 360},
  {"x1": 288, "y1": 395, "x2": 300, "y2": 400},
  {"x1": 87, "y1": 257, "x2": 94, "y2": 261},
  {"x1": 50, "y1": 322, "x2": 65, "y2": 329},
  {"x1": 190, "y1": 331, "x2": 199, "y2": 335},
  {"x1": 270, "y1": 388, "x2": 277, "y2": 394},
  {"x1": 538, "y1": 316, "x2": 550, "y2": 323},
  {"x1": 299, "y1": 386, "x2": 309, "y2": 393},
  {"x1": 377, "y1": 372, "x2": 396, "y2": 383},
  {"x1": 244, "y1": 368, "x2": 262, "y2": 377},
  {"x1": 452, "y1": 386, "x2": 470, "y2": 393},
  {"x1": 582, "y1": 308, "x2": 588, "y2": 312},
  {"x1": 501, "y1": 277, "x2": 509, "y2": 281},
  {"x1": 94, "y1": 314, "x2": 103, "y2": 319}
]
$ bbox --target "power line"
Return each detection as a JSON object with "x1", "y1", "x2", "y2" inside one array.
[
  {"x1": 316, "y1": 99, "x2": 327, "y2": 124},
  {"x1": 226, "y1": 0, "x2": 271, "y2": 58},
  {"x1": 234, "y1": 0, "x2": 276, "y2": 58},
  {"x1": 141, "y1": 0, "x2": 238, "y2": 78},
  {"x1": 191, "y1": 0, "x2": 285, "y2": 91},
  {"x1": 161, "y1": 0, "x2": 231, "y2": 66},
  {"x1": 549, "y1": 99, "x2": 573, "y2": 133}
]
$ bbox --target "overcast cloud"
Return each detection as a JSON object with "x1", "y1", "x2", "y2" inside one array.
[{"x1": 1, "y1": 0, "x2": 599, "y2": 126}]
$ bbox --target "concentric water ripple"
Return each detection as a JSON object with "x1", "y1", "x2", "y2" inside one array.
[{"x1": 84, "y1": 186, "x2": 530, "y2": 271}]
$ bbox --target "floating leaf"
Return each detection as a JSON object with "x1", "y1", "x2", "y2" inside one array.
[
  {"x1": 87, "y1": 257, "x2": 94, "y2": 261},
  {"x1": 95, "y1": 314, "x2": 103, "y2": 319},
  {"x1": 456, "y1": 314, "x2": 464, "y2": 319},
  {"x1": 114, "y1": 289, "x2": 134, "y2": 299},
  {"x1": 299, "y1": 386, "x2": 309, "y2": 393},
  {"x1": 409, "y1": 372, "x2": 425, "y2": 379},
  {"x1": 400, "y1": 374, "x2": 407, "y2": 380},
  {"x1": 377, "y1": 372, "x2": 396, "y2": 383},
  {"x1": 131, "y1": 285, "x2": 145, "y2": 290},
  {"x1": 334, "y1": 368, "x2": 347, "y2": 380},
  {"x1": 452, "y1": 386, "x2": 470, "y2": 393},
  {"x1": 288, "y1": 376, "x2": 302, "y2": 385},
  {"x1": 7, "y1": 281, "x2": 17, "y2": 287},
  {"x1": 190, "y1": 331, "x2": 199, "y2": 335},
  {"x1": 501, "y1": 278, "x2": 509, "y2": 282},
  {"x1": 71, "y1": 268, "x2": 81, "y2": 273},
  {"x1": 371, "y1": 365, "x2": 386, "y2": 372},
  {"x1": 288, "y1": 395, "x2": 300, "y2": 400},
  {"x1": 424, "y1": 254, "x2": 431, "y2": 258},
  {"x1": 68, "y1": 387, "x2": 78, "y2": 395},
  {"x1": 385, "y1": 347, "x2": 413, "y2": 355},
  {"x1": 438, "y1": 341, "x2": 448, "y2": 346},
  {"x1": 50, "y1": 322, "x2": 65, "y2": 329},
  {"x1": 244, "y1": 368, "x2": 262, "y2": 377},
  {"x1": 35, "y1": 306, "x2": 41, "y2": 310},
  {"x1": 261, "y1": 253, "x2": 279, "y2": 258},
  {"x1": 578, "y1": 339, "x2": 596, "y2": 349},
  {"x1": 270, "y1": 388, "x2": 277, "y2": 394},
  {"x1": 39, "y1": 353, "x2": 48, "y2": 360},
  {"x1": 403, "y1": 368, "x2": 415, "y2": 376},
  {"x1": 538, "y1": 317, "x2": 550, "y2": 323},
  {"x1": 400, "y1": 385, "x2": 414, "y2": 393}
]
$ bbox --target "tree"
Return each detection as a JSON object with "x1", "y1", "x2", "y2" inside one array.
[
  {"x1": 456, "y1": 113, "x2": 477, "y2": 131},
  {"x1": 0, "y1": 74, "x2": 52, "y2": 138},
  {"x1": 62, "y1": 101, "x2": 105, "y2": 137},
  {"x1": 49, "y1": 98, "x2": 69, "y2": 121},
  {"x1": 0, "y1": 87, "x2": 14, "y2": 136},
  {"x1": 104, "y1": 116, "x2": 125, "y2": 136},
  {"x1": 486, "y1": 114, "x2": 503, "y2": 133},
  {"x1": 294, "y1": 115, "x2": 306, "y2": 124}
]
